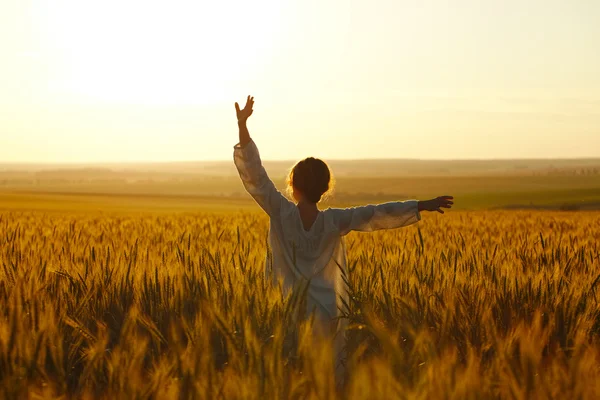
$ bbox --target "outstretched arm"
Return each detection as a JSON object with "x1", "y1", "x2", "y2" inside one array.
[
  {"x1": 418, "y1": 196, "x2": 454, "y2": 214},
  {"x1": 331, "y1": 196, "x2": 454, "y2": 236},
  {"x1": 233, "y1": 96, "x2": 292, "y2": 217}
]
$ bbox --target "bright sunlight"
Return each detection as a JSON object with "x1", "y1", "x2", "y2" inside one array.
[
  {"x1": 2, "y1": 0, "x2": 599, "y2": 162},
  {"x1": 39, "y1": 0, "x2": 284, "y2": 105}
]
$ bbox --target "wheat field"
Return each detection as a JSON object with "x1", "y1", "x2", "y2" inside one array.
[{"x1": 1, "y1": 209, "x2": 599, "y2": 399}]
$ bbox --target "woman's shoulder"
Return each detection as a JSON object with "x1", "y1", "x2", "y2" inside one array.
[
  {"x1": 320, "y1": 207, "x2": 344, "y2": 231},
  {"x1": 321, "y1": 207, "x2": 349, "y2": 219}
]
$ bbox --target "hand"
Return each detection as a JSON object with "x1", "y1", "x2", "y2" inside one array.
[
  {"x1": 235, "y1": 95, "x2": 254, "y2": 122},
  {"x1": 418, "y1": 196, "x2": 454, "y2": 214}
]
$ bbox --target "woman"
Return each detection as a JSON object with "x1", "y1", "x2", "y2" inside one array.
[{"x1": 233, "y1": 95, "x2": 453, "y2": 381}]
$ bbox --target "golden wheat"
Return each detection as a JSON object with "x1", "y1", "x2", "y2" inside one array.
[{"x1": 0, "y1": 210, "x2": 599, "y2": 399}]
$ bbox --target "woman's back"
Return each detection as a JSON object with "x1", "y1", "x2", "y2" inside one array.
[
  {"x1": 232, "y1": 95, "x2": 453, "y2": 385},
  {"x1": 233, "y1": 139, "x2": 422, "y2": 318}
]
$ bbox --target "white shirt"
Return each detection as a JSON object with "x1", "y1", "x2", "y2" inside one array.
[{"x1": 233, "y1": 139, "x2": 422, "y2": 337}]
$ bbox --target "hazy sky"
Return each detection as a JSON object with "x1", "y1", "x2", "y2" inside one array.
[{"x1": 1, "y1": 0, "x2": 599, "y2": 162}]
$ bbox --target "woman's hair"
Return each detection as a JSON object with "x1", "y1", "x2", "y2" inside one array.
[{"x1": 286, "y1": 157, "x2": 334, "y2": 203}]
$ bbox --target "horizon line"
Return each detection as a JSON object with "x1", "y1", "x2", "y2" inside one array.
[{"x1": 1, "y1": 156, "x2": 600, "y2": 166}]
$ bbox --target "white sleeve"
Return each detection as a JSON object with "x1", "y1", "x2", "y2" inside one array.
[
  {"x1": 330, "y1": 200, "x2": 421, "y2": 236},
  {"x1": 233, "y1": 139, "x2": 293, "y2": 217}
]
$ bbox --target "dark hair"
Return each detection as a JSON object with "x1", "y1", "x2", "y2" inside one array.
[{"x1": 287, "y1": 157, "x2": 334, "y2": 203}]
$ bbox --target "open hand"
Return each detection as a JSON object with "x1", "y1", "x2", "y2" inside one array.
[
  {"x1": 418, "y1": 196, "x2": 454, "y2": 214},
  {"x1": 235, "y1": 95, "x2": 254, "y2": 122}
]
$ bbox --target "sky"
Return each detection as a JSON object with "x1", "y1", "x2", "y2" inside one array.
[{"x1": 1, "y1": 0, "x2": 599, "y2": 162}]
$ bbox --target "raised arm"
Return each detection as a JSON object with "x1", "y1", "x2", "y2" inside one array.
[
  {"x1": 235, "y1": 96, "x2": 253, "y2": 147},
  {"x1": 330, "y1": 196, "x2": 453, "y2": 236},
  {"x1": 233, "y1": 96, "x2": 292, "y2": 217}
]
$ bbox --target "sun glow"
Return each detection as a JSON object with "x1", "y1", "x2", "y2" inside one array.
[
  {"x1": 2, "y1": 1, "x2": 598, "y2": 162},
  {"x1": 40, "y1": 0, "x2": 284, "y2": 105}
]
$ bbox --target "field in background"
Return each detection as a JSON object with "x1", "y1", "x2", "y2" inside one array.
[{"x1": 1, "y1": 158, "x2": 600, "y2": 212}]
